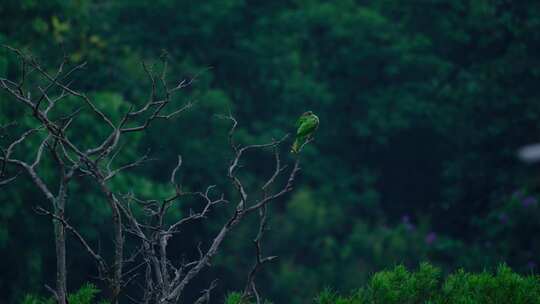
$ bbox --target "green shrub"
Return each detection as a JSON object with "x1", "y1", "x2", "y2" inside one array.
[
  {"x1": 22, "y1": 283, "x2": 107, "y2": 304},
  {"x1": 310, "y1": 263, "x2": 540, "y2": 304},
  {"x1": 368, "y1": 262, "x2": 441, "y2": 303},
  {"x1": 225, "y1": 292, "x2": 245, "y2": 304},
  {"x1": 67, "y1": 283, "x2": 103, "y2": 304},
  {"x1": 21, "y1": 295, "x2": 54, "y2": 304},
  {"x1": 22, "y1": 265, "x2": 540, "y2": 304},
  {"x1": 442, "y1": 265, "x2": 540, "y2": 304},
  {"x1": 314, "y1": 288, "x2": 364, "y2": 304},
  {"x1": 224, "y1": 291, "x2": 273, "y2": 304}
]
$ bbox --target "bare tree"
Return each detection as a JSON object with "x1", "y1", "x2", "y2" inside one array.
[{"x1": 0, "y1": 47, "x2": 303, "y2": 304}]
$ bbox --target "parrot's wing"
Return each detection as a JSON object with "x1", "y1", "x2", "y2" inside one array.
[
  {"x1": 296, "y1": 116, "x2": 307, "y2": 128},
  {"x1": 297, "y1": 119, "x2": 317, "y2": 137}
]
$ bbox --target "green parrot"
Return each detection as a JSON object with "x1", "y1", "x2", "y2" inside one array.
[{"x1": 291, "y1": 111, "x2": 319, "y2": 153}]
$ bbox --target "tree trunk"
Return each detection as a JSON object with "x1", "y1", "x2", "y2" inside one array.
[
  {"x1": 111, "y1": 204, "x2": 123, "y2": 304},
  {"x1": 54, "y1": 209, "x2": 67, "y2": 304},
  {"x1": 54, "y1": 184, "x2": 68, "y2": 304}
]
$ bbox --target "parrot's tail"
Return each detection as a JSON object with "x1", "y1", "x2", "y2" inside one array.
[{"x1": 291, "y1": 139, "x2": 300, "y2": 153}]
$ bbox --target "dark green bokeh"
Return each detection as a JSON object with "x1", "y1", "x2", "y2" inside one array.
[{"x1": 1, "y1": 0, "x2": 540, "y2": 303}]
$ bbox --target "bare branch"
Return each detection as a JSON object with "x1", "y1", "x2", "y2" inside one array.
[
  {"x1": 104, "y1": 153, "x2": 153, "y2": 181},
  {"x1": 31, "y1": 134, "x2": 51, "y2": 169},
  {"x1": 35, "y1": 206, "x2": 109, "y2": 276},
  {"x1": 31, "y1": 61, "x2": 116, "y2": 130},
  {"x1": 194, "y1": 280, "x2": 218, "y2": 304},
  {"x1": 44, "y1": 284, "x2": 59, "y2": 302},
  {"x1": 0, "y1": 174, "x2": 19, "y2": 187},
  {"x1": 242, "y1": 205, "x2": 276, "y2": 302},
  {"x1": 166, "y1": 186, "x2": 228, "y2": 234},
  {"x1": 170, "y1": 155, "x2": 182, "y2": 186}
]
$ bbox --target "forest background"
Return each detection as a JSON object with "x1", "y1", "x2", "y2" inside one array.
[{"x1": 1, "y1": 1, "x2": 540, "y2": 303}]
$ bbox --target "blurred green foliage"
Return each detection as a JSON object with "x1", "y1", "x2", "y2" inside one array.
[{"x1": 2, "y1": 0, "x2": 540, "y2": 303}]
